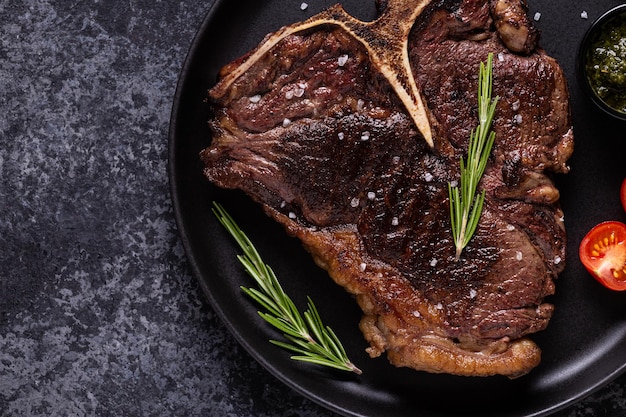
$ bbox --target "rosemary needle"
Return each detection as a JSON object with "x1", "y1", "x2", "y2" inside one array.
[
  {"x1": 212, "y1": 202, "x2": 362, "y2": 375},
  {"x1": 448, "y1": 53, "x2": 499, "y2": 261}
]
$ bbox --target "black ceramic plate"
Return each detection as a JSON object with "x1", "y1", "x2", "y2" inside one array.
[{"x1": 169, "y1": 1, "x2": 626, "y2": 416}]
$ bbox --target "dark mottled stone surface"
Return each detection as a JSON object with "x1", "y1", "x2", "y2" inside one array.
[{"x1": 0, "y1": 1, "x2": 624, "y2": 416}]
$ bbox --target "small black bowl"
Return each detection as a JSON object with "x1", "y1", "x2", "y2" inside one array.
[{"x1": 578, "y1": 4, "x2": 626, "y2": 121}]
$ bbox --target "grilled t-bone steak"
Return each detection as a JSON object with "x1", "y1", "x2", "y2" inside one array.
[{"x1": 201, "y1": 0, "x2": 573, "y2": 377}]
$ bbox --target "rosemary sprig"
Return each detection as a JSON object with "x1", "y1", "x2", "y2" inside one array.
[
  {"x1": 448, "y1": 53, "x2": 499, "y2": 261},
  {"x1": 212, "y1": 202, "x2": 362, "y2": 375}
]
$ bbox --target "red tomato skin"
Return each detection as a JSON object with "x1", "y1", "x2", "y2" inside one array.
[
  {"x1": 621, "y1": 178, "x2": 626, "y2": 213},
  {"x1": 579, "y1": 221, "x2": 626, "y2": 291}
]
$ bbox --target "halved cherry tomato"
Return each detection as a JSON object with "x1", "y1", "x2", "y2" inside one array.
[
  {"x1": 621, "y1": 178, "x2": 626, "y2": 213},
  {"x1": 579, "y1": 221, "x2": 626, "y2": 291}
]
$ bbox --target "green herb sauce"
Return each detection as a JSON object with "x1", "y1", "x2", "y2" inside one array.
[{"x1": 586, "y1": 14, "x2": 626, "y2": 113}]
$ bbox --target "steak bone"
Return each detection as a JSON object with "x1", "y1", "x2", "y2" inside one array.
[{"x1": 209, "y1": 0, "x2": 435, "y2": 147}]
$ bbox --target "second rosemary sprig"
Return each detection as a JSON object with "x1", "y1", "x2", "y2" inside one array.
[
  {"x1": 212, "y1": 202, "x2": 362, "y2": 375},
  {"x1": 448, "y1": 53, "x2": 499, "y2": 261}
]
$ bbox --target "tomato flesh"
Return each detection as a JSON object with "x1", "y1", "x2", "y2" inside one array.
[
  {"x1": 621, "y1": 178, "x2": 626, "y2": 213},
  {"x1": 579, "y1": 221, "x2": 626, "y2": 291}
]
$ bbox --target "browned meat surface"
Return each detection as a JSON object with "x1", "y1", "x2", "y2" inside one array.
[{"x1": 201, "y1": 0, "x2": 573, "y2": 377}]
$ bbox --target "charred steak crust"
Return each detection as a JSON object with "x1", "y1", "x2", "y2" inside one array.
[{"x1": 201, "y1": 0, "x2": 573, "y2": 378}]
